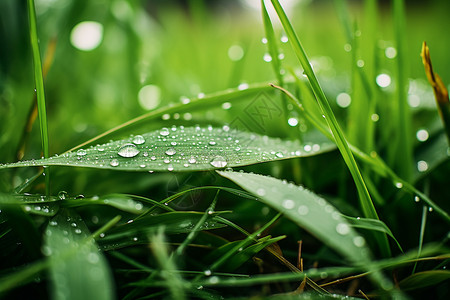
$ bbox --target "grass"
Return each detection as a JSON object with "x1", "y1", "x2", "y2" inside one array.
[{"x1": 0, "y1": 0, "x2": 449, "y2": 299}]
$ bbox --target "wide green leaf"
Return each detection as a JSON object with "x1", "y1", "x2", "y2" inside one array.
[
  {"x1": 43, "y1": 209, "x2": 114, "y2": 300},
  {"x1": 0, "y1": 126, "x2": 334, "y2": 172},
  {"x1": 217, "y1": 170, "x2": 392, "y2": 290}
]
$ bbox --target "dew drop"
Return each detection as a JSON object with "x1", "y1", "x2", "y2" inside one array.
[
  {"x1": 110, "y1": 159, "x2": 119, "y2": 167},
  {"x1": 336, "y1": 223, "x2": 350, "y2": 235},
  {"x1": 209, "y1": 141, "x2": 217, "y2": 146},
  {"x1": 58, "y1": 191, "x2": 68, "y2": 200},
  {"x1": 209, "y1": 276, "x2": 219, "y2": 284},
  {"x1": 165, "y1": 148, "x2": 176, "y2": 156},
  {"x1": 282, "y1": 199, "x2": 295, "y2": 209},
  {"x1": 204, "y1": 270, "x2": 212, "y2": 276},
  {"x1": 263, "y1": 53, "x2": 272, "y2": 62},
  {"x1": 353, "y1": 236, "x2": 365, "y2": 247},
  {"x1": 222, "y1": 102, "x2": 232, "y2": 110},
  {"x1": 238, "y1": 83, "x2": 249, "y2": 90},
  {"x1": 118, "y1": 143, "x2": 140, "y2": 158},
  {"x1": 210, "y1": 156, "x2": 227, "y2": 168},
  {"x1": 188, "y1": 157, "x2": 197, "y2": 164},
  {"x1": 417, "y1": 160, "x2": 428, "y2": 172},
  {"x1": 297, "y1": 205, "x2": 309, "y2": 215},
  {"x1": 132, "y1": 135, "x2": 145, "y2": 145},
  {"x1": 167, "y1": 164, "x2": 174, "y2": 171},
  {"x1": 74, "y1": 228, "x2": 82, "y2": 234},
  {"x1": 428, "y1": 207, "x2": 433, "y2": 212},
  {"x1": 395, "y1": 182, "x2": 403, "y2": 189},
  {"x1": 376, "y1": 73, "x2": 391, "y2": 88},
  {"x1": 275, "y1": 152, "x2": 284, "y2": 158},
  {"x1": 77, "y1": 149, "x2": 87, "y2": 156},
  {"x1": 414, "y1": 196, "x2": 420, "y2": 202},
  {"x1": 287, "y1": 117, "x2": 298, "y2": 126},
  {"x1": 256, "y1": 188, "x2": 266, "y2": 196},
  {"x1": 160, "y1": 127, "x2": 170, "y2": 136},
  {"x1": 416, "y1": 129, "x2": 429, "y2": 142}
]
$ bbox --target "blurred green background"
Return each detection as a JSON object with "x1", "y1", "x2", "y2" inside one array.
[{"x1": 1, "y1": 0, "x2": 449, "y2": 152}]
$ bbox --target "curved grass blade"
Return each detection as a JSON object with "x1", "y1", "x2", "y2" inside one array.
[
  {"x1": 0, "y1": 126, "x2": 335, "y2": 172},
  {"x1": 398, "y1": 270, "x2": 450, "y2": 291},
  {"x1": 272, "y1": 84, "x2": 450, "y2": 224},
  {"x1": 217, "y1": 170, "x2": 393, "y2": 291},
  {"x1": 98, "y1": 211, "x2": 226, "y2": 251},
  {"x1": 205, "y1": 235, "x2": 285, "y2": 272},
  {"x1": 269, "y1": 0, "x2": 381, "y2": 228},
  {"x1": 44, "y1": 209, "x2": 114, "y2": 300},
  {"x1": 343, "y1": 216, "x2": 403, "y2": 252},
  {"x1": 67, "y1": 83, "x2": 275, "y2": 153},
  {"x1": 27, "y1": 0, "x2": 50, "y2": 193}
]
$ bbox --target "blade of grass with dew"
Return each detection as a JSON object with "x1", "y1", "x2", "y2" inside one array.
[
  {"x1": 27, "y1": 0, "x2": 50, "y2": 194},
  {"x1": 217, "y1": 170, "x2": 393, "y2": 291},
  {"x1": 65, "y1": 83, "x2": 276, "y2": 153},
  {"x1": 175, "y1": 190, "x2": 219, "y2": 257},
  {"x1": 271, "y1": 83, "x2": 450, "y2": 224},
  {"x1": 261, "y1": 0, "x2": 283, "y2": 86},
  {"x1": 343, "y1": 216, "x2": 403, "y2": 252},
  {"x1": 412, "y1": 205, "x2": 428, "y2": 274},
  {"x1": 0, "y1": 126, "x2": 335, "y2": 172},
  {"x1": 44, "y1": 209, "x2": 115, "y2": 300},
  {"x1": 334, "y1": 0, "x2": 378, "y2": 153},
  {"x1": 269, "y1": 0, "x2": 390, "y2": 257},
  {"x1": 98, "y1": 211, "x2": 227, "y2": 251},
  {"x1": 391, "y1": 0, "x2": 413, "y2": 181},
  {"x1": 150, "y1": 227, "x2": 186, "y2": 300},
  {"x1": 270, "y1": 0, "x2": 376, "y2": 219},
  {"x1": 193, "y1": 212, "x2": 282, "y2": 282},
  {"x1": 204, "y1": 235, "x2": 285, "y2": 272}
]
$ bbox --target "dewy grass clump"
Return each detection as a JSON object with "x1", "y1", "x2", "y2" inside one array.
[{"x1": 0, "y1": 1, "x2": 449, "y2": 299}]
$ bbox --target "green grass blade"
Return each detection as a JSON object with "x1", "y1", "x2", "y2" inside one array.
[
  {"x1": 217, "y1": 170, "x2": 393, "y2": 291},
  {"x1": 98, "y1": 212, "x2": 226, "y2": 251},
  {"x1": 195, "y1": 212, "x2": 282, "y2": 280},
  {"x1": 44, "y1": 209, "x2": 115, "y2": 300},
  {"x1": 343, "y1": 216, "x2": 403, "y2": 252},
  {"x1": 0, "y1": 126, "x2": 335, "y2": 172},
  {"x1": 174, "y1": 190, "x2": 219, "y2": 257},
  {"x1": 269, "y1": 0, "x2": 390, "y2": 256},
  {"x1": 412, "y1": 205, "x2": 428, "y2": 274},
  {"x1": 272, "y1": 84, "x2": 450, "y2": 224},
  {"x1": 261, "y1": 0, "x2": 283, "y2": 86},
  {"x1": 66, "y1": 83, "x2": 275, "y2": 153},
  {"x1": 27, "y1": 0, "x2": 50, "y2": 193},
  {"x1": 150, "y1": 227, "x2": 186, "y2": 300},
  {"x1": 392, "y1": 0, "x2": 413, "y2": 181},
  {"x1": 269, "y1": 1, "x2": 376, "y2": 219}
]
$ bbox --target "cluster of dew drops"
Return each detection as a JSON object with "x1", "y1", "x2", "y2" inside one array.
[
  {"x1": 74, "y1": 126, "x2": 237, "y2": 172},
  {"x1": 70, "y1": 125, "x2": 320, "y2": 172}
]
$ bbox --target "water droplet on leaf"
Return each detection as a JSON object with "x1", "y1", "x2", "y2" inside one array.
[
  {"x1": 132, "y1": 135, "x2": 145, "y2": 145},
  {"x1": 209, "y1": 156, "x2": 227, "y2": 168},
  {"x1": 118, "y1": 143, "x2": 140, "y2": 158}
]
